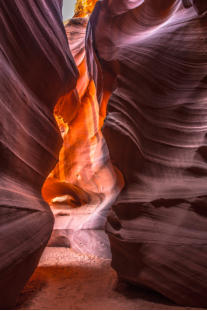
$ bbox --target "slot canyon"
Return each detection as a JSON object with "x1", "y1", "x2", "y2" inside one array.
[{"x1": 0, "y1": 0, "x2": 207, "y2": 309}]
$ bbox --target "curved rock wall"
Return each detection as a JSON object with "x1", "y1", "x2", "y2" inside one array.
[
  {"x1": 89, "y1": 0, "x2": 207, "y2": 307},
  {"x1": 0, "y1": 0, "x2": 78, "y2": 307},
  {"x1": 1, "y1": 0, "x2": 207, "y2": 307},
  {"x1": 42, "y1": 16, "x2": 123, "y2": 231}
]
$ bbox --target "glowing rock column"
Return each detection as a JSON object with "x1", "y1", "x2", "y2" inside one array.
[{"x1": 43, "y1": 1, "x2": 124, "y2": 235}]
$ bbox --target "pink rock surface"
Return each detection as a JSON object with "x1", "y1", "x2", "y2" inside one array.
[
  {"x1": 0, "y1": 0, "x2": 78, "y2": 307},
  {"x1": 88, "y1": 0, "x2": 207, "y2": 307},
  {"x1": 1, "y1": 0, "x2": 207, "y2": 308}
]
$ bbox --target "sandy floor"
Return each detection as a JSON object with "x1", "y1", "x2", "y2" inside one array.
[{"x1": 15, "y1": 247, "x2": 196, "y2": 310}]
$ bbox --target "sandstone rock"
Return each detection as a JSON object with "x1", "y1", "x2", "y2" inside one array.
[
  {"x1": 0, "y1": 0, "x2": 78, "y2": 307},
  {"x1": 42, "y1": 16, "x2": 124, "y2": 231},
  {"x1": 89, "y1": 0, "x2": 207, "y2": 307}
]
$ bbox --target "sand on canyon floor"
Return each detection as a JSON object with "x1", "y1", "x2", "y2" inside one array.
[{"x1": 16, "y1": 247, "x2": 197, "y2": 310}]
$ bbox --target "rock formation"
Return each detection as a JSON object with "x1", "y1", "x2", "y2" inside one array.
[
  {"x1": 0, "y1": 0, "x2": 78, "y2": 308},
  {"x1": 1, "y1": 0, "x2": 207, "y2": 308},
  {"x1": 74, "y1": 0, "x2": 98, "y2": 17},
  {"x1": 88, "y1": 0, "x2": 207, "y2": 307},
  {"x1": 42, "y1": 15, "x2": 123, "y2": 233}
]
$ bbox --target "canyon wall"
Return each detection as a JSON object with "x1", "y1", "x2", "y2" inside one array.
[
  {"x1": 0, "y1": 0, "x2": 78, "y2": 307},
  {"x1": 42, "y1": 16, "x2": 123, "y2": 235},
  {"x1": 1, "y1": 0, "x2": 207, "y2": 308},
  {"x1": 89, "y1": 0, "x2": 207, "y2": 307}
]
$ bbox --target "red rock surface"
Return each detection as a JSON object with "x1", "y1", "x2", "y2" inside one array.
[
  {"x1": 42, "y1": 16, "x2": 123, "y2": 232},
  {"x1": 1, "y1": 0, "x2": 207, "y2": 308},
  {"x1": 0, "y1": 0, "x2": 78, "y2": 308},
  {"x1": 88, "y1": 0, "x2": 207, "y2": 307}
]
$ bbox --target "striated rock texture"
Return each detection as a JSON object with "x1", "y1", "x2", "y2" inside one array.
[
  {"x1": 42, "y1": 16, "x2": 123, "y2": 233},
  {"x1": 1, "y1": 0, "x2": 207, "y2": 308},
  {"x1": 0, "y1": 0, "x2": 78, "y2": 308},
  {"x1": 89, "y1": 0, "x2": 207, "y2": 307}
]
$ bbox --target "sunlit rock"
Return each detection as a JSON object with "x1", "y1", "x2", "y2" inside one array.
[
  {"x1": 42, "y1": 15, "x2": 124, "y2": 233},
  {"x1": 2, "y1": 0, "x2": 207, "y2": 308},
  {"x1": 74, "y1": 0, "x2": 98, "y2": 17}
]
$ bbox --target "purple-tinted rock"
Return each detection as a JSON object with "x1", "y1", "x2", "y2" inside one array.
[
  {"x1": 0, "y1": 0, "x2": 78, "y2": 307},
  {"x1": 89, "y1": 0, "x2": 207, "y2": 307}
]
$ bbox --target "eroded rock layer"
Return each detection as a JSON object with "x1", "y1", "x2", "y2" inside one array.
[
  {"x1": 42, "y1": 16, "x2": 123, "y2": 233},
  {"x1": 89, "y1": 0, "x2": 207, "y2": 307},
  {"x1": 1, "y1": 0, "x2": 207, "y2": 307},
  {"x1": 0, "y1": 0, "x2": 78, "y2": 307}
]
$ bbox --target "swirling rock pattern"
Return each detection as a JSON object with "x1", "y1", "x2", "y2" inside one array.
[
  {"x1": 1, "y1": 0, "x2": 207, "y2": 307},
  {"x1": 42, "y1": 16, "x2": 123, "y2": 233},
  {"x1": 0, "y1": 0, "x2": 78, "y2": 307},
  {"x1": 89, "y1": 0, "x2": 207, "y2": 307}
]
